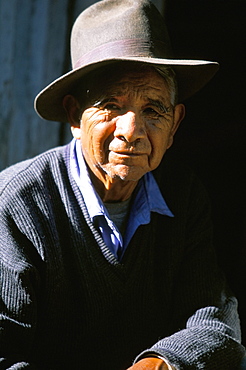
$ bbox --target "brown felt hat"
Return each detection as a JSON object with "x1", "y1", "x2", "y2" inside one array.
[{"x1": 34, "y1": 0, "x2": 219, "y2": 122}]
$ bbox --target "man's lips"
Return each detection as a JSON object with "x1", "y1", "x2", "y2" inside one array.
[
  {"x1": 108, "y1": 146, "x2": 149, "y2": 155},
  {"x1": 109, "y1": 151, "x2": 148, "y2": 157}
]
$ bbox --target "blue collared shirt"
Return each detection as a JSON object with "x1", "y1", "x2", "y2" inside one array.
[{"x1": 70, "y1": 139, "x2": 173, "y2": 260}]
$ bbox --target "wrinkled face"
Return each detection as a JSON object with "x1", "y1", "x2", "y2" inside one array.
[{"x1": 74, "y1": 66, "x2": 183, "y2": 183}]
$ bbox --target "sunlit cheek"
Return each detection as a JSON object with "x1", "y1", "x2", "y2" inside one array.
[
  {"x1": 84, "y1": 125, "x2": 114, "y2": 166},
  {"x1": 93, "y1": 138, "x2": 105, "y2": 163}
]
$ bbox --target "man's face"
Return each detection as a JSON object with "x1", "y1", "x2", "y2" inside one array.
[{"x1": 70, "y1": 66, "x2": 184, "y2": 185}]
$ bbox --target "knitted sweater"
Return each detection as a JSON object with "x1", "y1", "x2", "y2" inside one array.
[{"x1": 0, "y1": 143, "x2": 245, "y2": 369}]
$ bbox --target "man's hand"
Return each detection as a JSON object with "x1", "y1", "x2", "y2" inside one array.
[{"x1": 127, "y1": 357, "x2": 169, "y2": 369}]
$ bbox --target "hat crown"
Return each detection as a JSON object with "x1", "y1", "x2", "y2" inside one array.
[
  {"x1": 34, "y1": 0, "x2": 219, "y2": 122},
  {"x1": 71, "y1": 0, "x2": 173, "y2": 69}
]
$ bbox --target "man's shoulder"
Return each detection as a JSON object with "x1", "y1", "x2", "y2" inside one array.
[{"x1": 0, "y1": 144, "x2": 70, "y2": 197}]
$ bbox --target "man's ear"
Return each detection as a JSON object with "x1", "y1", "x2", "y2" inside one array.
[
  {"x1": 167, "y1": 103, "x2": 185, "y2": 149},
  {"x1": 63, "y1": 95, "x2": 81, "y2": 139}
]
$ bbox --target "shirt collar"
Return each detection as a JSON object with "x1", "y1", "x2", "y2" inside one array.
[
  {"x1": 136, "y1": 171, "x2": 174, "y2": 220},
  {"x1": 70, "y1": 139, "x2": 106, "y2": 219}
]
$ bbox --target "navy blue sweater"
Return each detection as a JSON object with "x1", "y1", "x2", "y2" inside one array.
[{"x1": 0, "y1": 143, "x2": 245, "y2": 369}]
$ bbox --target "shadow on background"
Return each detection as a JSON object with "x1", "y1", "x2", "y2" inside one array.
[{"x1": 166, "y1": 0, "x2": 246, "y2": 345}]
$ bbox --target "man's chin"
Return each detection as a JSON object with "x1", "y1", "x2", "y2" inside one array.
[{"x1": 103, "y1": 164, "x2": 147, "y2": 182}]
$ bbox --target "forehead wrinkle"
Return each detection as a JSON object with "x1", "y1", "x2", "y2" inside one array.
[
  {"x1": 90, "y1": 91, "x2": 170, "y2": 110},
  {"x1": 147, "y1": 98, "x2": 169, "y2": 111}
]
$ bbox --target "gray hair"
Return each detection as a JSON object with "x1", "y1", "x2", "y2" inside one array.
[{"x1": 155, "y1": 66, "x2": 178, "y2": 106}]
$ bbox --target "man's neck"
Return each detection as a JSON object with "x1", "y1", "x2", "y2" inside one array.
[{"x1": 88, "y1": 166, "x2": 138, "y2": 203}]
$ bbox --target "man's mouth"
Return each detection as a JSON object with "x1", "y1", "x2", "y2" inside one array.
[
  {"x1": 114, "y1": 151, "x2": 143, "y2": 156},
  {"x1": 109, "y1": 147, "x2": 148, "y2": 155}
]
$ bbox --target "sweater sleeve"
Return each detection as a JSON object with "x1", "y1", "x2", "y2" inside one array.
[
  {"x1": 0, "y1": 187, "x2": 41, "y2": 369},
  {"x1": 135, "y1": 297, "x2": 244, "y2": 369},
  {"x1": 0, "y1": 222, "x2": 40, "y2": 369},
  {"x1": 0, "y1": 147, "x2": 73, "y2": 370},
  {"x1": 134, "y1": 171, "x2": 246, "y2": 369}
]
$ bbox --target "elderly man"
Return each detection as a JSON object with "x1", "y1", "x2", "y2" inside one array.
[{"x1": 0, "y1": 0, "x2": 245, "y2": 369}]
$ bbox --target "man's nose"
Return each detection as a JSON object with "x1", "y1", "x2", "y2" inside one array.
[{"x1": 114, "y1": 111, "x2": 146, "y2": 143}]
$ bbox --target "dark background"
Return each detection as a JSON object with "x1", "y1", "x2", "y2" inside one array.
[{"x1": 166, "y1": 0, "x2": 246, "y2": 345}]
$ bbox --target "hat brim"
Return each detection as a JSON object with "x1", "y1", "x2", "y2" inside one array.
[{"x1": 34, "y1": 56, "x2": 219, "y2": 122}]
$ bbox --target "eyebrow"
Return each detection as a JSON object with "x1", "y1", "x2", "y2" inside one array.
[
  {"x1": 147, "y1": 99, "x2": 170, "y2": 113},
  {"x1": 92, "y1": 97, "x2": 117, "y2": 107},
  {"x1": 90, "y1": 95, "x2": 171, "y2": 113}
]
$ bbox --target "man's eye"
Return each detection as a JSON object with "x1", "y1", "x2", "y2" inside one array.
[
  {"x1": 103, "y1": 103, "x2": 120, "y2": 111},
  {"x1": 143, "y1": 107, "x2": 161, "y2": 118}
]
